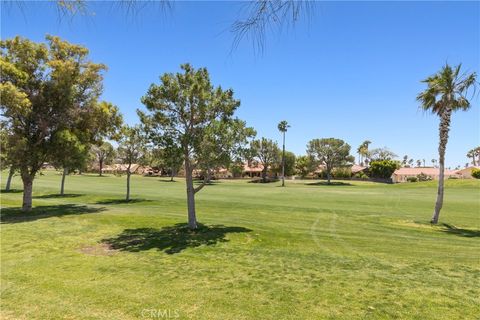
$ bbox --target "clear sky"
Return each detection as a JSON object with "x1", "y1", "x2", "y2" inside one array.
[{"x1": 2, "y1": 1, "x2": 479, "y2": 168}]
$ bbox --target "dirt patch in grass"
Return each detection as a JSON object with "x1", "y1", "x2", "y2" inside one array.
[{"x1": 79, "y1": 243, "x2": 117, "y2": 256}]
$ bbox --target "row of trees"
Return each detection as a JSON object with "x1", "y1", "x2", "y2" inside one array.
[{"x1": 2, "y1": 36, "x2": 477, "y2": 227}]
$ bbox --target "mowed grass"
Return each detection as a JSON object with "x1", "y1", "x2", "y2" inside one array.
[{"x1": 1, "y1": 171, "x2": 479, "y2": 320}]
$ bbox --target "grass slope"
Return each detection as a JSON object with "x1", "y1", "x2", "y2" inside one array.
[{"x1": 1, "y1": 171, "x2": 479, "y2": 319}]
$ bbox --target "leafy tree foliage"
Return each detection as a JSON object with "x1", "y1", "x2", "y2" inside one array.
[
  {"x1": 368, "y1": 147, "x2": 397, "y2": 161},
  {"x1": 0, "y1": 36, "x2": 121, "y2": 211},
  {"x1": 50, "y1": 129, "x2": 90, "y2": 195},
  {"x1": 117, "y1": 125, "x2": 147, "y2": 201},
  {"x1": 250, "y1": 138, "x2": 280, "y2": 182},
  {"x1": 140, "y1": 63, "x2": 254, "y2": 229},
  {"x1": 295, "y1": 155, "x2": 314, "y2": 178},
  {"x1": 307, "y1": 138, "x2": 354, "y2": 184},
  {"x1": 0, "y1": 126, "x2": 16, "y2": 191},
  {"x1": 273, "y1": 150, "x2": 296, "y2": 177},
  {"x1": 92, "y1": 141, "x2": 116, "y2": 176},
  {"x1": 368, "y1": 160, "x2": 400, "y2": 179},
  {"x1": 471, "y1": 168, "x2": 480, "y2": 179}
]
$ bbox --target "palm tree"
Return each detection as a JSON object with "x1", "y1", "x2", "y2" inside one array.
[
  {"x1": 277, "y1": 120, "x2": 290, "y2": 187},
  {"x1": 467, "y1": 148, "x2": 478, "y2": 166},
  {"x1": 431, "y1": 159, "x2": 437, "y2": 167},
  {"x1": 417, "y1": 64, "x2": 477, "y2": 224},
  {"x1": 357, "y1": 140, "x2": 371, "y2": 165}
]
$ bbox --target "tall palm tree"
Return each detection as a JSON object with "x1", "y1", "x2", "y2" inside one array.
[
  {"x1": 417, "y1": 64, "x2": 477, "y2": 224},
  {"x1": 277, "y1": 120, "x2": 290, "y2": 187},
  {"x1": 357, "y1": 140, "x2": 371, "y2": 165},
  {"x1": 466, "y1": 149, "x2": 476, "y2": 166}
]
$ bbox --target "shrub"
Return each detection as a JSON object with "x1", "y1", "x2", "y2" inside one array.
[
  {"x1": 448, "y1": 176, "x2": 458, "y2": 179},
  {"x1": 368, "y1": 160, "x2": 400, "y2": 179},
  {"x1": 354, "y1": 171, "x2": 369, "y2": 180},
  {"x1": 333, "y1": 167, "x2": 351, "y2": 179},
  {"x1": 406, "y1": 176, "x2": 418, "y2": 182},
  {"x1": 417, "y1": 172, "x2": 432, "y2": 182},
  {"x1": 472, "y1": 168, "x2": 480, "y2": 179}
]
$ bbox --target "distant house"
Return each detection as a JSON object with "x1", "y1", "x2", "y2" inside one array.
[
  {"x1": 455, "y1": 166, "x2": 480, "y2": 179},
  {"x1": 391, "y1": 167, "x2": 460, "y2": 183},
  {"x1": 350, "y1": 164, "x2": 367, "y2": 175},
  {"x1": 242, "y1": 162, "x2": 264, "y2": 178},
  {"x1": 101, "y1": 164, "x2": 152, "y2": 175}
]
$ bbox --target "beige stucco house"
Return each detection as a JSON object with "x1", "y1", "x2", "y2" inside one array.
[{"x1": 391, "y1": 167, "x2": 460, "y2": 183}]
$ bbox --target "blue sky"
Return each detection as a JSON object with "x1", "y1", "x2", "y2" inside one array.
[{"x1": 2, "y1": 1, "x2": 479, "y2": 168}]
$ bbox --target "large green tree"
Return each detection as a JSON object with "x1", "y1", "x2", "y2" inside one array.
[
  {"x1": 417, "y1": 64, "x2": 477, "y2": 224},
  {"x1": 277, "y1": 120, "x2": 290, "y2": 187},
  {"x1": 140, "y1": 63, "x2": 254, "y2": 229},
  {"x1": 307, "y1": 138, "x2": 354, "y2": 184},
  {"x1": 0, "y1": 35, "x2": 120, "y2": 211},
  {"x1": 250, "y1": 138, "x2": 280, "y2": 183}
]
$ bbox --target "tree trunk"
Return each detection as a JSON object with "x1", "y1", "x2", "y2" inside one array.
[
  {"x1": 5, "y1": 166, "x2": 14, "y2": 191},
  {"x1": 281, "y1": 132, "x2": 286, "y2": 187},
  {"x1": 126, "y1": 170, "x2": 131, "y2": 201},
  {"x1": 431, "y1": 108, "x2": 452, "y2": 224},
  {"x1": 327, "y1": 171, "x2": 331, "y2": 184},
  {"x1": 262, "y1": 168, "x2": 267, "y2": 183},
  {"x1": 185, "y1": 160, "x2": 198, "y2": 229},
  {"x1": 99, "y1": 158, "x2": 103, "y2": 176},
  {"x1": 21, "y1": 174, "x2": 34, "y2": 212},
  {"x1": 60, "y1": 168, "x2": 67, "y2": 196}
]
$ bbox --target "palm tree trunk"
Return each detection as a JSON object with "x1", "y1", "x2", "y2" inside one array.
[
  {"x1": 281, "y1": 132, "x2": 285, "y2": 187},
  {"x1": 184, "y1": 159, "x2": 198, "y2": 229},
  {"x1": 60, "y1": 168, "x2": 67, "y2": 196},
  {"x1": 5, "y1": 166, "x2": 14, "y2": 191},
  {"x1": 431, "y1": 108, "x2": 452, "y2": 224}
]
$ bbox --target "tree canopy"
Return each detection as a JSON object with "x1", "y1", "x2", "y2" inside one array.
[
  {"x1": 307, "y1": 138, "x2": 354, "y2": 184},
  {"x1": 140, "y1": 63, "x2": 254, "y2": 229},
  {"x1": 0, "y1": 35, "x2": 122, "y2": 210}
]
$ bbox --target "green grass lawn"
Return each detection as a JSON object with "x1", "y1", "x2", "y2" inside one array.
[{"x1": 1, "y1": 171, "x2": 479, "y2": 319}]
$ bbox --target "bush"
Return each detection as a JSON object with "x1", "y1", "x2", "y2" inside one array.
[
  {"x1": 406, "y1": 176, "x2": 418, "y2": 182},
  {"x1": 368, "y1": 160, "x2": 400, "y2": 179},
  {"x1": 417, "y1": 172, "x2": 432, "y2": 182},
  {"x1": 353, "y1": 171, "x2": 369, "y2": 180},
  {"x1": 472, "y1": 168, "x2": 480, "y2": 179},
  {"x1": 332, "y1": 167, "x2": 351, "y2": 179}
]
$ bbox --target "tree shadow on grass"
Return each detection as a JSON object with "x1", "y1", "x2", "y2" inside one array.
[
  {"x1": 1, "y1": 189, "x2": 23, "y2": 193},
  {"x1": 95, "y1": 198, "x2": 153, "y2": 205},
  {"x1": 1, "y1": 204, "x2": 106, "y2": 224},
  {"x1": 101, "y1": 223, "x2": 252, "y2": 254},
  {"x1": 440, "y1": 223, "x2": 480, "y2": 238},
  {"x1": 306, "y1": 181, "x2": 353, "y2": 186},
  {"x1": 33, "y1": 193, "x2": 84, "y2": 199}
]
